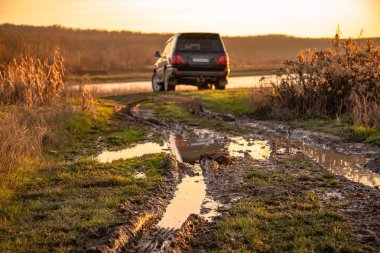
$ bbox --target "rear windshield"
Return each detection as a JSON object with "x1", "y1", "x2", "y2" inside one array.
[{"x1": 176, "y1": 34, "x2": 223, "y2": 52}]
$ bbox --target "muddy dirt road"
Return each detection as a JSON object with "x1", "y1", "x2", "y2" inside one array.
[{"x1": 90, "y1": 94, "x2": 380, "y2": 252}]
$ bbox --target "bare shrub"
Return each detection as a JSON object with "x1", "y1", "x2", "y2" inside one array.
[
  {"x1": 0, "y1": 48, "x2": 65, "y2": 107},
  {"x1": 247, "y1": 78, "x2": 276, "y2": 119},
  {"x1": 274, "y1": 30, "x2": 380, "y2": 128}
]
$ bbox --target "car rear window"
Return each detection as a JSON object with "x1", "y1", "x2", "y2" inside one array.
[{"x1": 176, "y1": 34, "x2": 223, "y2": 52}]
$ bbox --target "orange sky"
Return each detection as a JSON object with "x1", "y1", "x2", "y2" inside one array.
[{"x1": 1, "y1": 0, "x2": 379, "y2": 37}]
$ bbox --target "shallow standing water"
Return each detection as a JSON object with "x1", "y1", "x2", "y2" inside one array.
[
  {"x1": 97, "y1": 142, "x2": 170, "y2": 163},
  {"x1": 156, "y1": 134, "x2": 273, "y2": 229},
  {"x1": 228, "y1": 137, "x2": 271, "y2": 160},
  {"x1": 298, "y1": 143, "x2": 380, "y2": 188},
  {"x1": 157, "y1": 164, "x2": 219, "y2": 229}
]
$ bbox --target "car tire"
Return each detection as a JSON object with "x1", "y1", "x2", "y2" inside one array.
[
  {"x1": 152, "y1": 72, "x2": 164, "y2": 92},
  {"x1": 215, "y1": 79, "x2": 227, "y2": 90},
  {"x1": 198, "y1": 84, "x2": 212, "y2": 90},
  {"x1": 215, "y1": 84, "x2": 226, "y2": 90},
  {"x1": 164, "y1": 70, "x2": 176, "y2": 91}
]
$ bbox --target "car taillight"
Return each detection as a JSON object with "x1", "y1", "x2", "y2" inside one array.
[
  {"x1": 171, "y1": 54, "x2": 186, "y2": 65},
  {"x1": 216, "y1": 55, "x2": 228, "y2": 65}
]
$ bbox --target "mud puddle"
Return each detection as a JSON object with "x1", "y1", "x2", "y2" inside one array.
[
  {"x1": 157, "y1": 164, "x2": 219, "y2": 229},
  {"x1": 157, "y1": 133, "x2": 271, "y2": 229},
  {"x1": 277, "y1": 141, "x2": 380, "y2": 188},
  {"x1": 176, "y1": 134, "x2": 272, "y2": 163},
  {"x1": 297, "y1": 143, "x2": 380, "y2": 188},
  {"x1": 228, "y1": 137, "x2": 271, "y2": 160},
  {"x1": 97, "y1": 142, "x2": 170, "y2": 163}
]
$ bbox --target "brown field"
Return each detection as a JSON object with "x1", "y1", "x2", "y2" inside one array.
[{"x1": 2, "y1": 24, "x2": 379, "y2": 77}]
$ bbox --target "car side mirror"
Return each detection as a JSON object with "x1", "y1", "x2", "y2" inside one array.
[{"x1": 154, "y1": 51, "x2": 161, "y2": 58}]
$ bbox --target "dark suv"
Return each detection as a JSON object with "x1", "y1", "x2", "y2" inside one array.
[{"x1": 152, "y1": 33, "x2": 230, "y2": 91}]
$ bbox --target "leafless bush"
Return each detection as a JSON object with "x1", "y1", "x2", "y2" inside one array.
[
  {"x1": 0, "y1": 48, "x2": 65, "y2": 107},
  {"x1": 274, "y1": 30, "x2": 380, "y2": 128}
]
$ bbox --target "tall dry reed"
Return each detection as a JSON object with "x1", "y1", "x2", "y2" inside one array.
[{"x1": 0, "y1": 47, "x2": 65, "y2": 107}]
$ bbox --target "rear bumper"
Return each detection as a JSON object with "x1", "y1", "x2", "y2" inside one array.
[
  {"x1": 165, "y1": 67, "x2": 229, "y2": 86},
  {"x1": 168, "y1": 67, "x2": 229, "y2": 79}
]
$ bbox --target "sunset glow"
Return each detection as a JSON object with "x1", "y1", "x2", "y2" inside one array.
[{"x1": 1, "y1": 0, "x2": 379, "y2": 37}]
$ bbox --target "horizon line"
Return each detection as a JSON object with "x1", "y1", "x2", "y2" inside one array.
[{"x1": 1, "y1": 23, "x2": 379, "y2": 40}]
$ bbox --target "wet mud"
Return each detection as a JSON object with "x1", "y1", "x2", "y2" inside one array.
[{"x1": 90, "y1": 100, "x2": 380, "y2": 252}]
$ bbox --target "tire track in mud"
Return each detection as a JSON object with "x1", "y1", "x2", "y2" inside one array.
[
  {"x1": 193, "y1": 104, "x2": 380, "y2": 186},
  {"x1": 85, "y1": 155, "x2": 180, "y2": 253},
  {"x1": 84, "y1": 102, "x2": 213, "y2": 253},
  {"x1": 96, "y1": 100, "x2": 380, "y2": 252},
  {"x1": 121, "y1": 101, "x2": 256, "y2": 252},
  {"x1": 187, "y1": 101, "x2": 380, "y2": 251}
]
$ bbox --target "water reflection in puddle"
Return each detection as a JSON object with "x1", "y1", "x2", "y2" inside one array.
[
  {"x1": 175, "y1": 135, "x2": 272, "y2": 162},
  {"x1": 157, "y1": 164, "x2": 220, "y2": 229},
  {"x1": 298, "y1": 143, "x2": 380, "y2": 188},
  {"x1": 228, "y1": 137, "x2": 271, "y2": 160},
  {"x1": 159, "y1": 134, "x2": 272, "y2": 230},
  {"x1": 175, "y1": 136, "x2": 224, "y2": 163},
  {"x1": 97, "y1": 142, "x2": 170, "y2": 163},
  {"x1": 133, "y1": 172, "x2": 147, "y2": 179}
]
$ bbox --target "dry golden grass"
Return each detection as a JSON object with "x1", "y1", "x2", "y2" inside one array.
[{"x1": 0, "y1": 106, "x2": 45, "y2": 174}]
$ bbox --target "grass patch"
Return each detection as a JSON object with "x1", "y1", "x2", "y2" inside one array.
[
  {"x1": 45, "y1": 99, "x2": 147, "y2": 161},
  {"x1": 0, "y1": 153, "x2": 169, "y2": 252},
  {"x1": 129, "y1": 89, "x2": 380, "y2": 145},
  {"x1": 179, "y1": 89, "x2": 253, "y2": 116},
  {"x1": 104, "y1": 126, "x2": 145, "y2": 147},
  {"x1": 192, "y1": 158, "x2": 368, "y2": 252},
  {"x1": 139, "y1": 98, "x2": 249, "y2": 134},
  {"x1": 284, "y1": 115, "x2": 380, "y2": 145},
  {"x1": 67, "y1": 72, "x2": 151, "y2": 83},
  {"x1": 210, "y1": 198, "x2": 359, "y2": 253},
  {"x1": 63, "y1": 102, "x2": 114, "y2": 136},
  {"x1": 157, "y1": 100, "x2": 195, "y2": 122}
]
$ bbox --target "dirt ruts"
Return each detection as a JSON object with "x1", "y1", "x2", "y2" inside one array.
[
  {"x1": 90, "y1": 100, "x2": 380, "y2": 252},
  {"x1": 84, "y1": 155, "x2": 180, "y2": 253}
]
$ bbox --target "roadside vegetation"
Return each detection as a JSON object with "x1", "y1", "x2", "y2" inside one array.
[
  {"x1": 0, "y1": 49, "x2": 167, "y2": 252},
  {"x1": 274, "y1": 29, "x2": 380, "y2": 127}
]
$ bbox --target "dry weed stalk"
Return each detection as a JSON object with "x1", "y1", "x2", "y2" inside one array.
[{"x1": 79, "y1": 75, "x2": 95, "y2": 112}]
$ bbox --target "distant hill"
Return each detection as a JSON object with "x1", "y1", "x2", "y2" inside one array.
[{"x1": 1, "y1": 24, "x2": 379, "y2": 75}]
